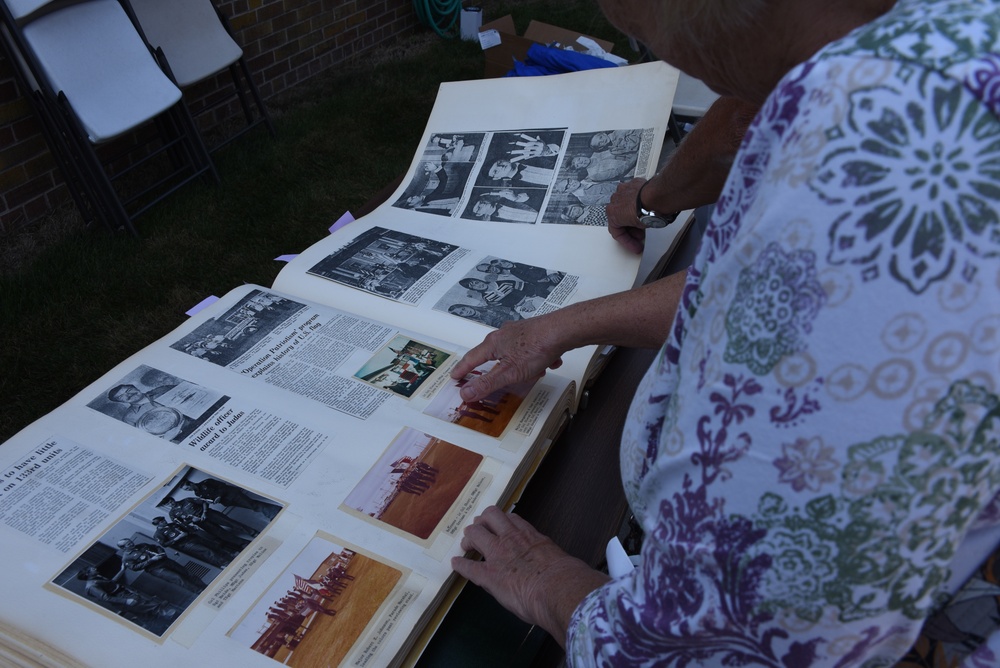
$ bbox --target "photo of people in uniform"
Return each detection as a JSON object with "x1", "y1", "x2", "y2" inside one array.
[
  {"x1": 233, "y1": 535, "x2": 404, "y2": 666},
  {"x1": 50, "y1": 467, "x2": 281, "y2": 637},
  {"x1": 171, "y1": 291, "x2": 306, "y2": 366},
  {"x1": 424, "y1": 361, "x2": 537, "y2": 438},
  {"x1": 87, "y1": 365, "x2": 229, "y2": 444},
  {"x1": 434, "y1": 256, "x2": 568, "y2": 328},
  {"x1": 353, "y1": 336, "x2": 451, "y2": 398},
  {"x1": 307, "y1": 227, "x2": 459, "y2": 301},
  {"x1": 541, "y1": 128, "x2": 653, "y2": 225},
  {"x1": 343, "y1": 428, "x2": 483, "y2": 541}
]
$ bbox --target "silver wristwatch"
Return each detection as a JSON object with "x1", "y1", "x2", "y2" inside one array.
[{"x1": 635, "y1": 181, "x2": 680, "y2": 228}]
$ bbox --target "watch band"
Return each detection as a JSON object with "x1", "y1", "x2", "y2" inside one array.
[{"x1": 635, "y1": 180, "x2": 680, "y2": 229}]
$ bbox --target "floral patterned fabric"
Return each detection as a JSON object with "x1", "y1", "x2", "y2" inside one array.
[{"x1": 566, "y1": 0, "x2": 1000, "y2": 665}]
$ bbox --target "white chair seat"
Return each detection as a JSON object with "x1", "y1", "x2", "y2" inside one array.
[
  {"x1": 673, "y1": 71, "x2": 720, "y2": 118},
  {"x1": 22, "y1": 0, "x2": 181, "y2": 143},
  {"x1": 129, "y1": 0, "x2": 243, "y2": 88},
  {"x1": 5, "y1": 0, "x2": 50, "y2": 20}
]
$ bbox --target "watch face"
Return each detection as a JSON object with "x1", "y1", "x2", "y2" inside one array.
[
  {"x1": 640, "y1": 214, "x2": 669, "y2": 229},
  {"x1": 635, "y1": 182, "x2": 679, "y2": 228}
]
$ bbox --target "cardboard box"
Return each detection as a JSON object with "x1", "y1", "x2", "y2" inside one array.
[{"x1": 478, "y1": 15, "x2": 616, "y2": 78}]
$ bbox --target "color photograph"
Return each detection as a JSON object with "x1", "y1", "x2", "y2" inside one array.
[
  {"x1": 354, "y1": 335, "x2": 451, "y2": 398},
  {"x1": 233, "y1": 536, "x2": 403, "y2": 666},
  {"x1": 343, "y1": 428, "x2": 483, "y2": 540},
  {"x1": 424, "y1": 361, "x2": 536, "y2": 437}
]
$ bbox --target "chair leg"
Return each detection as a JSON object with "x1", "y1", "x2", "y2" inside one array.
[
  {"x1": 31, "y1": 93, "x2": 101, "y2": 228},
  {"x1": 667, "y1": 113, "x2": 683, "y2": 146},
  {"x1": 55, "y1": 94, "x2": 139, "y2": 236},
  {"x1": 0, "y1": 33, "x2": 104, "y2": 230},
  {"x1": 229, "y1": 63, "x2": 255, "y2": 127},
  {"x1": 214, "y1": 4, "x2": 275, "y2": 138},
  {"x1": 173, "y1": 99, "x2": 219, "y2": 184},
  {"x1": 235, "y1": 58, "x2": 275, "y2": 137},
  {"x1": 149, "y1": 45, "x2": 218, "y2": 183}
]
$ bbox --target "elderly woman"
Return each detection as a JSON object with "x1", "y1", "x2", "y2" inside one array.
[{"x1": 451, "y1": 0, "x2": 1000, "y2": 664}]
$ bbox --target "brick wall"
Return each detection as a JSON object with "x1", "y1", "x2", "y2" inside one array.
[{"x1": 0, "y1": 0, "x2": 421, "y2": 233}]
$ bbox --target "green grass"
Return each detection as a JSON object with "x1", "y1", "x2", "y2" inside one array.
[{"x1": 0, "y1": 0, "x2": 629, "y2": 443}]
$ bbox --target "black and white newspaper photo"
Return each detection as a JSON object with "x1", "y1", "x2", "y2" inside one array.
[
  {"x1": 87, "y1": 364, "x2": 328, "y2": 486},
  {"x1": 305, "y1": 227, "x2": 467, "y2": 304},
  {"x1": 172, "y1": 288, "x2": 433, "y2": 419},
  {"x1": 48, "y1": 466, "x2": 280, "y2": 639},
  {"x1": 392, "y1": 129, "x2": 567, "y2": 224},
  {"x1": 434, "y1": 255, "x2": 578, "y2": 327},
  {"x1": 170, "y1": 291, "x2": 305, "y2": 366},
  {"x1": 389, "y1": 125, "x2": 656, "y2": 226},
  {"x1": 545, "y1": 127, "x2": 656, "y2": 225},
  {"x1": 391, "y1": 132, "x2": 486, "y2": 216},
  {"x1": 87, "y1": 365, "x2": 229, "y2": 444}
]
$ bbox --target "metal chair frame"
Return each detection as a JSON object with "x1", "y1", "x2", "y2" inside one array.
[
  {"x1": 1, "y1": 0, "x2": 218, "y2": 235},
  {"x1": 123, "y1": 0, "x2": 275, "y2": 153}
]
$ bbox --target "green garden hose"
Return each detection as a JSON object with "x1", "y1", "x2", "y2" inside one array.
[{"x1": 413, "y1": 0, "x2": 461, "y2": 38}]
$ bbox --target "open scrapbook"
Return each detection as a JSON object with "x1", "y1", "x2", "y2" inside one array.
[{"x1": 0, "y1": 61, "x2": 683, "y2": 667}]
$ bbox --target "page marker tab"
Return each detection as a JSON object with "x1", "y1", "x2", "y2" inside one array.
[
  {"x1": 478, "y1": 29, "x2": 501, "y2": 50},
  {"x1": 329, "y1": 211, "x2": 355, "y2": 234},
  {"x1": 274, "y1": 254, "x2": 298, "y2": 263},
  {"x1": 186, "y1": 295, "x2": 219, "y2": 316}
]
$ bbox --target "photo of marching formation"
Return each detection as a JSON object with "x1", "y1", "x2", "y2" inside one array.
[
  {"x1": 392, "y1": 132, "x2": 485, "y2": 216},
  {"x1": 543, "y1": 128, "x2": 654, "y2": 225},
  {"x1": 342, "y1": 428, "x2": 484, "y2": 541},
  {"x1": 424, "y1": 361, "x2": 536, "y2": 438},
  {"x1": 461, "y1": 129, "x2": 566, "y2": 224},
  {"x1": 49, "y1": 467, "x2": 280, "y2": 638},
  {"x1": 170, "y1": 290, "x2": 306, "y2": 366},
  {"x1": 435, "y1": 256, "x2": 569, "y2": 328},
  {"x1": 306, "y1": 227, "x2": 460, "y2": 301},
  {"x1": 86, "y1": 365, "x2": 229, "y2": 443},
  {"x1": 353, "y1": 335, "x2": 451, "y2": 398},
  {"x1": 233, "y1": 536, "x2": 404, "y2": 666}
]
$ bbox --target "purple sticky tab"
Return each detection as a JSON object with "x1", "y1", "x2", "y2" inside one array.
[
  {"x1": 329, "y1": 211, "x2": 355, "y2": 234},
  {"x1": 186, "y1": 295, "x2": 219, "y2": 317}
]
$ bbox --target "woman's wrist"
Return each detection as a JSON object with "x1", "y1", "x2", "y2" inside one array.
[
  {"x1": 638, "y1": 172, "x2": 687, "y2": 217},
  {"x1": 531, "y1": 555, "x2": 611, "y2": 647}
]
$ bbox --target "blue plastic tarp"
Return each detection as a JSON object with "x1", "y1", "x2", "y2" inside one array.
[{"x1": 505, "y1": 42, "x2": 617, "y2": 77}]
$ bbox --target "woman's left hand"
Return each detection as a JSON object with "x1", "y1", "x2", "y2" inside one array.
[{"x1": 451, "y1": 506, "x2": 610, "y2": 646}]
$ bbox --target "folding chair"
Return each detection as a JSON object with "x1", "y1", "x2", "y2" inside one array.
[
  {"x1": 126, "y1": 0, "x2": 275, "y2": 152},
  {"x1": 0, "y1": 0, "x2": 217, "y2": 235},
  {"x1": 0, "y1": 11, "x2": 99, "y2": 227}
]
